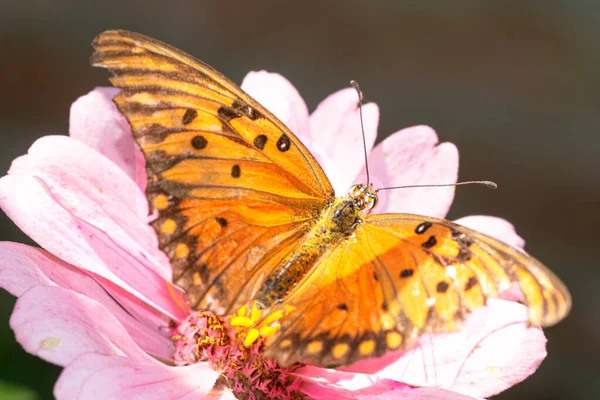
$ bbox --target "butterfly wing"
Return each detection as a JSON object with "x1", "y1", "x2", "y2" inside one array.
[
  {"x1": 265, "y1": 214, "x2": 571, "y2": 367},
  {"x1": 91, "y1": 30, "x2": 334, "y2": 314}
]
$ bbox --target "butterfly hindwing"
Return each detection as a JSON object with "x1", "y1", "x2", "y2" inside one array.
[
  {"x1": 265, "y1": 214, "x2": 571, "y2": 367},
  {"x1": 91, "y1": 30, "x2": 333, "y2": 314}
]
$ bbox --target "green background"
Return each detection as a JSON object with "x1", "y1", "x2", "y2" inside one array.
[{"x1": 1, "y1": 1, "x2": 598, "y2": 399}]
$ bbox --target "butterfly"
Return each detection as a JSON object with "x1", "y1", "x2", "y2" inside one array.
[{"x1": 91, "y1": 30, "x2": 571, "y2": 368}]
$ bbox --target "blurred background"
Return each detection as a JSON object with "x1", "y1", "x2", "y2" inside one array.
[{"x1": 0, "y1": 1, "x2": 598, "y2": 399}]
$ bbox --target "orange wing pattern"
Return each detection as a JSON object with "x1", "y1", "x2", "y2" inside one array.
[
  {"x1": 265, "y1": 214, "x2": 571, "y2": 367},
  {"x1": 92, "y1": 30, "x2": 570, "y2": 369},
  {"x1": 91, "y1": 30, "x2": 333, "y2": 314}
]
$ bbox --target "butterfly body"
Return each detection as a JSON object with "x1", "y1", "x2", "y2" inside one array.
[
  {"x1": 91, "y1": 30, "x2": 571, "y2": 368},
  {"x1": 256, "y1": 185, "x2": 373, "y2": 308}
]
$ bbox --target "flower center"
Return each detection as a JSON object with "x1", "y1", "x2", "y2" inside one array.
[{"x1": 171, "y1": 303, "x2": 301, "y2": 399}]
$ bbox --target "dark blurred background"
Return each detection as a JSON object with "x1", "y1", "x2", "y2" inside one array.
[{"x1": 0, "y1": 1, "x2": 598, "y2": 399}]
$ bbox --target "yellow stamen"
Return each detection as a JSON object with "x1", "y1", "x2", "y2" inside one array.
[
  {"x1": 262, "y1": 310, "x2": 284, "y2": 326},
  {"x1": 259, "y1": 325, "x2": 280, "y2": 337},
  {"x1": 244, "y1": 328, "x2": 260, "y2": 346},
  {"x1": 251, "y1": 302, "x2": 263, "y2": 322},
  {"x1": 284, "y1": 305, "x2": 296, "y2": 313},
  {"x1": 237, "y1": 305, "x2": 247, "y2": 317},
  {"x1": 230, "y1": 316, "x2": 253, "y2": 327}
]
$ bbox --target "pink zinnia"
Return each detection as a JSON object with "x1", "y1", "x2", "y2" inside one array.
[{"x1": 0, "y1": 71, "x2": 547, "y2": 399}]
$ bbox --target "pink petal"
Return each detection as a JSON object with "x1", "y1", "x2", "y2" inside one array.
[
  {"x1": 297, "y1": 367, "x2": 480, "y2": 399},
  {"x1": 69, "y1": 87, "x2": 146, "y2": 188},
  {"x1": 453, "y1": 215, "x2": 525, "y2": 249},
  {"x1": 9, "y1": 285, "x2": 152, "y2": 367},
  {"x1": 1, "y1": 136, "x2": 188, "y2": 316},
  {"x1": 7, "y1": 135, "x2": 166, "y2": 276},
  {"x1": 347, "y1": 300, "x2": 546, "y2": 398},
  {"x1": 241, "y1": 71, "x2": 310, "y2": 141},
  {"x1": 0, "y1": 242, "x2": 174, "y2": 359},
  {"x1": 365, "y1": 125, "x2": 458, "y2": 218},
  {"x1": 309, "y1": 88, "x2": 379, "y2": 195},
  {"x1": 0, "y1": 172, "x2": 186, "y2": 322},
  {"x1": 55, "y1": 353, "x2": 217, "y2": 400}
]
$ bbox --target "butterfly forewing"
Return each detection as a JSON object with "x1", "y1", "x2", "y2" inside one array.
[
  {"x1": 91, "y1": 30, "x2": 333, "y2": 314},
  {"x1": 366, "y1": 214, "x2": 571, "y2": 328}
]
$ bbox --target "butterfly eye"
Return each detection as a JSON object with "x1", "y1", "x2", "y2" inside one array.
[
  {"x1": 347, "y1": 184, "x2": 378, "y2": 211},
  {"x1": 365, "y1": 193, "x2": 378, "y2": 210},
  {"x1": 348, "y1": 184, "x2": 363, "y2": 197}
]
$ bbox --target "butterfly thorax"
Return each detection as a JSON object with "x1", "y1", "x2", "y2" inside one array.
[{"x1": 255, "y1": 185, "x2": 376, "y2": 309}]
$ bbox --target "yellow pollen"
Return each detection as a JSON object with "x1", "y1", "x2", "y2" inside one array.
[
  {"x1": 279, "y1": 339, "x2": 292, "y2": 349},
  {"x1": 230, "y1": 316, "x2": 253, "y2": 327},
  {"x1": 152, "y1": 194, "x2": 169, "y2": 210},
  {"x1": 307, "y1": 340, "x2": 323, "y2": 355},
  {"x1": 486, "y1": 366, "x2": 502, "y2": 374},
  {"x1": 259, "y1": 325, "x2": 280, "y2": 337},
  {"x1": 40, "y1": 338, "x2": 61, "y2": 350},
  {"x1": 262, "y1": 310, "x2": 284, "y2": 325},
  {"x1": 251, "y1": 302, "x2": 263, "y2": 322},
  {"x1": 284, "y1": 305, "x2": 296, "y2": 313},
  {"x1": 386, "y1": 331, "x2": 403, "y2": 349},
  {"x1": 175, "y1": 243, "x2": 189, "y2": 258},
  {"x1": 160, "y1": 219, "x2": 177, "y2": 234},
  {"x1": 359, "y1": 339, "x2": 375, "y2": 356},
  {"x1": 332, "y1": 343, "x2": 349, "y2": 359},
  {"x1": 237, "y1": 305, "x2": 247, "y2": 317},
  {"x1": 244, "y1": 328, "x2": 260, "y2": 346}
]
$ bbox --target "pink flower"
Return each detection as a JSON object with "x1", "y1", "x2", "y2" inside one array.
[{"x1": 0, "y1": 72, "x2": 546, "y2": 399}]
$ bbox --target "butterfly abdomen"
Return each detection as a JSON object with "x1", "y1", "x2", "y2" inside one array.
[{"x1": 255, "y1": 198, "x2": 362, "y2": 308}]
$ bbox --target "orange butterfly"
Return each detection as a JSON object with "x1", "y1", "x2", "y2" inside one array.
[{"x1": 91, "y1": 30, "x2": 571, "y2": 368}]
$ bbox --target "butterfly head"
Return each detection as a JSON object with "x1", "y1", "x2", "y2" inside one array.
[{"x1": 348, "y1": 183, "x2": 378, "y2": 211}]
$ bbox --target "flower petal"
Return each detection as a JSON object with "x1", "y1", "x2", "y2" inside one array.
[
  {"x1": 309, "y1": 88, "x2": 379, "y2": 195},
  {"x1": 0, "y1": 162, "x2": 186, "y2": 322},
  {"x1": 55, "y1": 354, "x2": 218, "y2": 400},
  {"x1": 0, "y1": 242, "x2": 174, "y2": 359},
  {"x1": 364, "y1": 125, "x2": 458, "y2": 218},
  {"x1": 297, "y1": 367, "x2": 480, "y2": 399},
  {"x1": 69, "y1": 87, "x2": 146, "y2": 188},
  {"x1": 9, "y1": 285, "x2": 151, "y2": 367},
  {"x1": 6, "y1": 136, "x2": 162, "y2": 270},
  {"x1": 241, "y1": 71, "x2": 310, "y2": 141},
  {"x1": 347, "y1": 300, "x2": 545, "y2": 398},
  {"x1": 454, "y1": 216, "x2": 525, "y2": 249}
]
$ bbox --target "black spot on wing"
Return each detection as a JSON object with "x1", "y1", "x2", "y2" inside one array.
[
  {"x1": 254, "y1": 134, "x2": 268, "y2": 150},
  {"x1": 421, "y1": 235, "x2": 437, "y2": 249},
  {"x1": 191, "y1": 135, "x2": 207, "y2": 150},
  {"x1": 436, "y1": 281, "x2": 449, "y2": 293},
  {"x1": 464, "y1": 277, "x2": 478, "y2": 291},
  {"x1": 415, "y1": 221, "x2": 432, "y2": 234},
  {"x1": 231, "y1": 164, "x2": 241, "y2": 178},
  {"x1": 215, "y1": 217, "x2": 228, "y2": 227},
  {"x1": 276, "y1": 134, "x2": 291, "y2": 152},
  {"x1": 400, "y1": 268, "x2": 414, "y2": 278},
  {"x1": 181, "y1": 109, "x2": 197, "y2": 125}
]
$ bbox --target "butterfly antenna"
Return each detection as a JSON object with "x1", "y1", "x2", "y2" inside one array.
[
  {"x1": 350, "y1": 80, "x2": 371, "y2": 186},
  {"x1": 376, "y1": 180, "x2": 498, "y2": 192}
]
